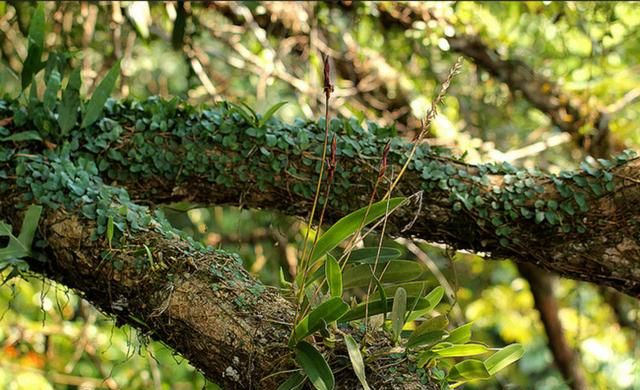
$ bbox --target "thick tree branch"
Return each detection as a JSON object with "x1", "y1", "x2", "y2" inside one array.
[
  {"x1": 0, "y1": 192, "x2": 429, "y2": 389},
  {"x1": 2, "y1": 98, "x2": 637, "y2": 297}
]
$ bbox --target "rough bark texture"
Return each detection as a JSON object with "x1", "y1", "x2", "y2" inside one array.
[
  {"x1": 1, "y1": 97, "x2": 639, "y2": 388},
  {"x1": 0, "y1": 194, "x2": 431, "y2": 389}
]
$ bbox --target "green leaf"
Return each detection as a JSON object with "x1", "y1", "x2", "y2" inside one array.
[
  {"x1": 276, "y1": 372, "x2": 306, "y2": 390},
  {"x1": 21, "y1": 4, "x2": 45, "y2": 90},
  {"x1": 384, "y1": 281, "x2": 430, "y2": 298},
  {"x1": 409, "y1": 315, "x2": 449, "y2": 342},
  {"x1": 447, "y1": 323, "x2": 473, "y2": 344},
  {"x1": 574, "y1": 192, "x2": 588, "y2": 212},
  {"x1": 81, "y1": 60, "x2": 121, "y2": 128},
  {"x1": 259, "y1": 101, "x2": 287, "y2": 127},
  {"x1": 295, "y1": 341, "x2": 335, "y2": 390},
  {"x1": 43, "y1": 69, "x2": 62, "y2": 112},
  {"x1": 0, "y1": 205, "x2": 43, "y2": 261},
  {"x1": 432, "y1": 343, "x2": 489, "y2": 357},
  {"x1": 340, "y1": 297, "x2": 433, "y2": 322},
  {"x1": 347, "y1": 247, "x2": 402, "y2": 264},
  {"x1": 447, "y1": 359, "x2": 491, "y2": 381},
  {"x1": 372, "y1": 274, "x2": 387, "y2": 318},
  {"x1": 484, "y1": 344, "x2": 524, "y2": 375},
  {"x1": 344, "y1": 335, "x2": 370, "y2": 390},
  {"x1": 292, "y1": 297, "x2": 348, "y2": 344},
  {"x1": 279, "y1": 267, "x2": 292, "y2": 288},
  {"x1": 342, "y1": 260, "x2": 429, "y2": 289},
  {"x1": 310, "y1": 197, "x2": 405, "y2": 262},
  {"x1": 1, "y1": 131, "x2": 42, "y2": 143},
  {"x1": 404, "y1": 286, "x2": 445, "y2": 322},
  {"x1": 391, "y1": 287, "x2": 407, "y2": 342},
  {"x1": 106, "y1": 216, "x2": 114, "y2": 247},
  {"x1": 58, "y1": 67, "x2": 82, "y2": 135},
  {"x1": 325, "y1": 254, "x2": 342, "y2": 298},
  {"x1": 406, "y1": 330, "x2": 448, "y2": 349},
  {"x1": 228, "y1": 102, "x2": 257, "y2": 126}
]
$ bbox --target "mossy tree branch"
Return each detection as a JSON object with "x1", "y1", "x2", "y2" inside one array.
[{"x1": 1, "y1": 98, "x2": 639, "y2": 298}]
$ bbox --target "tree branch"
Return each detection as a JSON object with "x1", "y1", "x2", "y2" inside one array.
[{"x1": 2, "y1": 98, "x2": 638, "y2": 297}]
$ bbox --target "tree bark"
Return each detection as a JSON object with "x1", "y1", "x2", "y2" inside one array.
[
  {"x1": 2, "y1": 98, "x2": 639, "y2": 297},
  {"x1": 1, "y1": 97, "x2": 639, "y2": 387}
]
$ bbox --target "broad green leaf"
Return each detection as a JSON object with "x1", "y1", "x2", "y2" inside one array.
[
  {"x1": 344, "y1": 335, "x2": 370, "y2": 390},
  {"x1": 292, "y1": 297, "x2": 348, "y2": 344},
  {"x1": 416, "y1": 350, "x2": 438, "y2": 368},
  {"x1": 81, "y1": 60, "x2": 121, "y2": 128},
  {"x1": 447, "y1": 359, "x2": 491, "y2": 381},
  {"x1": 43, "y1": 69, "x2": 61, "y2": 111},
  {"x1": 343, "y1": 260, "x2": 428, "y2": 289},
  {"x1": 310, "y1": 197, "x2": 405, "y2": 262},
  {"x1": 1, "y1": 131, "x2": 42, "y2": 143},
  {"x1": 325, "y1": 254, "x2": 342, "y2": 298},
  {"x1": 447, "y1": 323, "x2": 473, "y2": 344},
  {"x1": 340, "y1": 297, "x2": 432, "y2": 322},
  {"x1": 406, "y1": 330, "x2": 448, "y2": 349},
  {"x1": 433, "y1": 343, "x2": 489, "y2": 358},
  {"x1": 409, "y1": 315, "x2": 448, "y2": 341},
  {"x1": 405, "y1": 286, "x2": 445, "y2": 322},
  {"x1": 384, "y1": 281, "x2": 430, "y2": 299},
  {"x1": 484, "y1": 344, "x2": 524, "y2": 375},
  {"x1": 0, "y1": 205, "x2": 43, "y2": 261},
  {"x1": 347, "y1": 247, "x2": 402, "y2": 264},
  {"x1": 391, "y1": 288, "x2": 407, "y2": 342},
  {"x1": 295, "y1": 341, "x2": 334, "y2": 390},
  {"x1": 21, "y1": 4, "x2": 45, "y2": 90},
  {"x1": 276, "y1": 372, "x2": 306, "y2": 390},
  {"x1": 259, "y1": 101, "x2": 287, "y2": 127},
  {"x1": 58, "y1": 67, "x2": 82, "y2": 135}
]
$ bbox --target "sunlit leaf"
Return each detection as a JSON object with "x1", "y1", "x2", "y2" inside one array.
[
  {"x1": 325, "y1": 254, "x2": 342, "y2": 298},
  {"x1": 342, "y1": 260, "x2": 428, "y2": 289},
  {"x1": 347, "y1": 247, "x2": 402, "y2": 264},
  {"x1": 447, "y1": 323, "x2": 473, "y2": 344},
  {"x1": 295, "y1": 341, "x2": 334, "y2": 390},
  {"x1": 405, "y1": 286, "x2": 445, "y2": 322},
  {"x1": 21, "y1": 4, "x2": 45, "y2": 90},
  {"x1": 409, "y1": 315, "x2": 448, "y2": 342},
  {"x1": 276, "y1": 372, "x2": 306, "y2": 390},
  {"x1": 0, "y1": 205, "x2": 43, "y2": 261},
  {"x1": 292, "y1": 297, "x2": 348, "y2": 344},
  {"x1": 384, "y1": 281, "x2": 430, "y2": 299},
  {"x1": 340, "y1": 296, "x2": 432, "y2": 322},
  {"x1": 259, "y1": 101, "x2": 287, "y2": 127},
  {"x1": 344, "y1": 335, "x2": 370, "y2": 390},
  {"x1": 81, "y1": 60, "x2": 121, "y2": 128},
  {"x1": 391, "y1": 287, "x2": 407, "y2": 342},
  {"x1": 406, "y1": 330, "x2": 448, "y2": 349},
  {"x1": 310, "y1": 197, "x2": 405, "y2": 262},
  {"x1": 484, "y1": 344, "x2": 524, "y2": 375},
  {"x1": 58, "y1": 67, "x2": 82, "y2": 135},
  {"x1": 432, "y1": 343, "x2": 489, "y2": 357},
  {"x1": 447, "y1": 359, "x2": 491, "y2": 381}
]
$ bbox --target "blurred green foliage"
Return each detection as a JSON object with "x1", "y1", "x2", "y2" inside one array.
[{"x1": 0, "y1": 1, "x2": 639, "y2": 389}]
